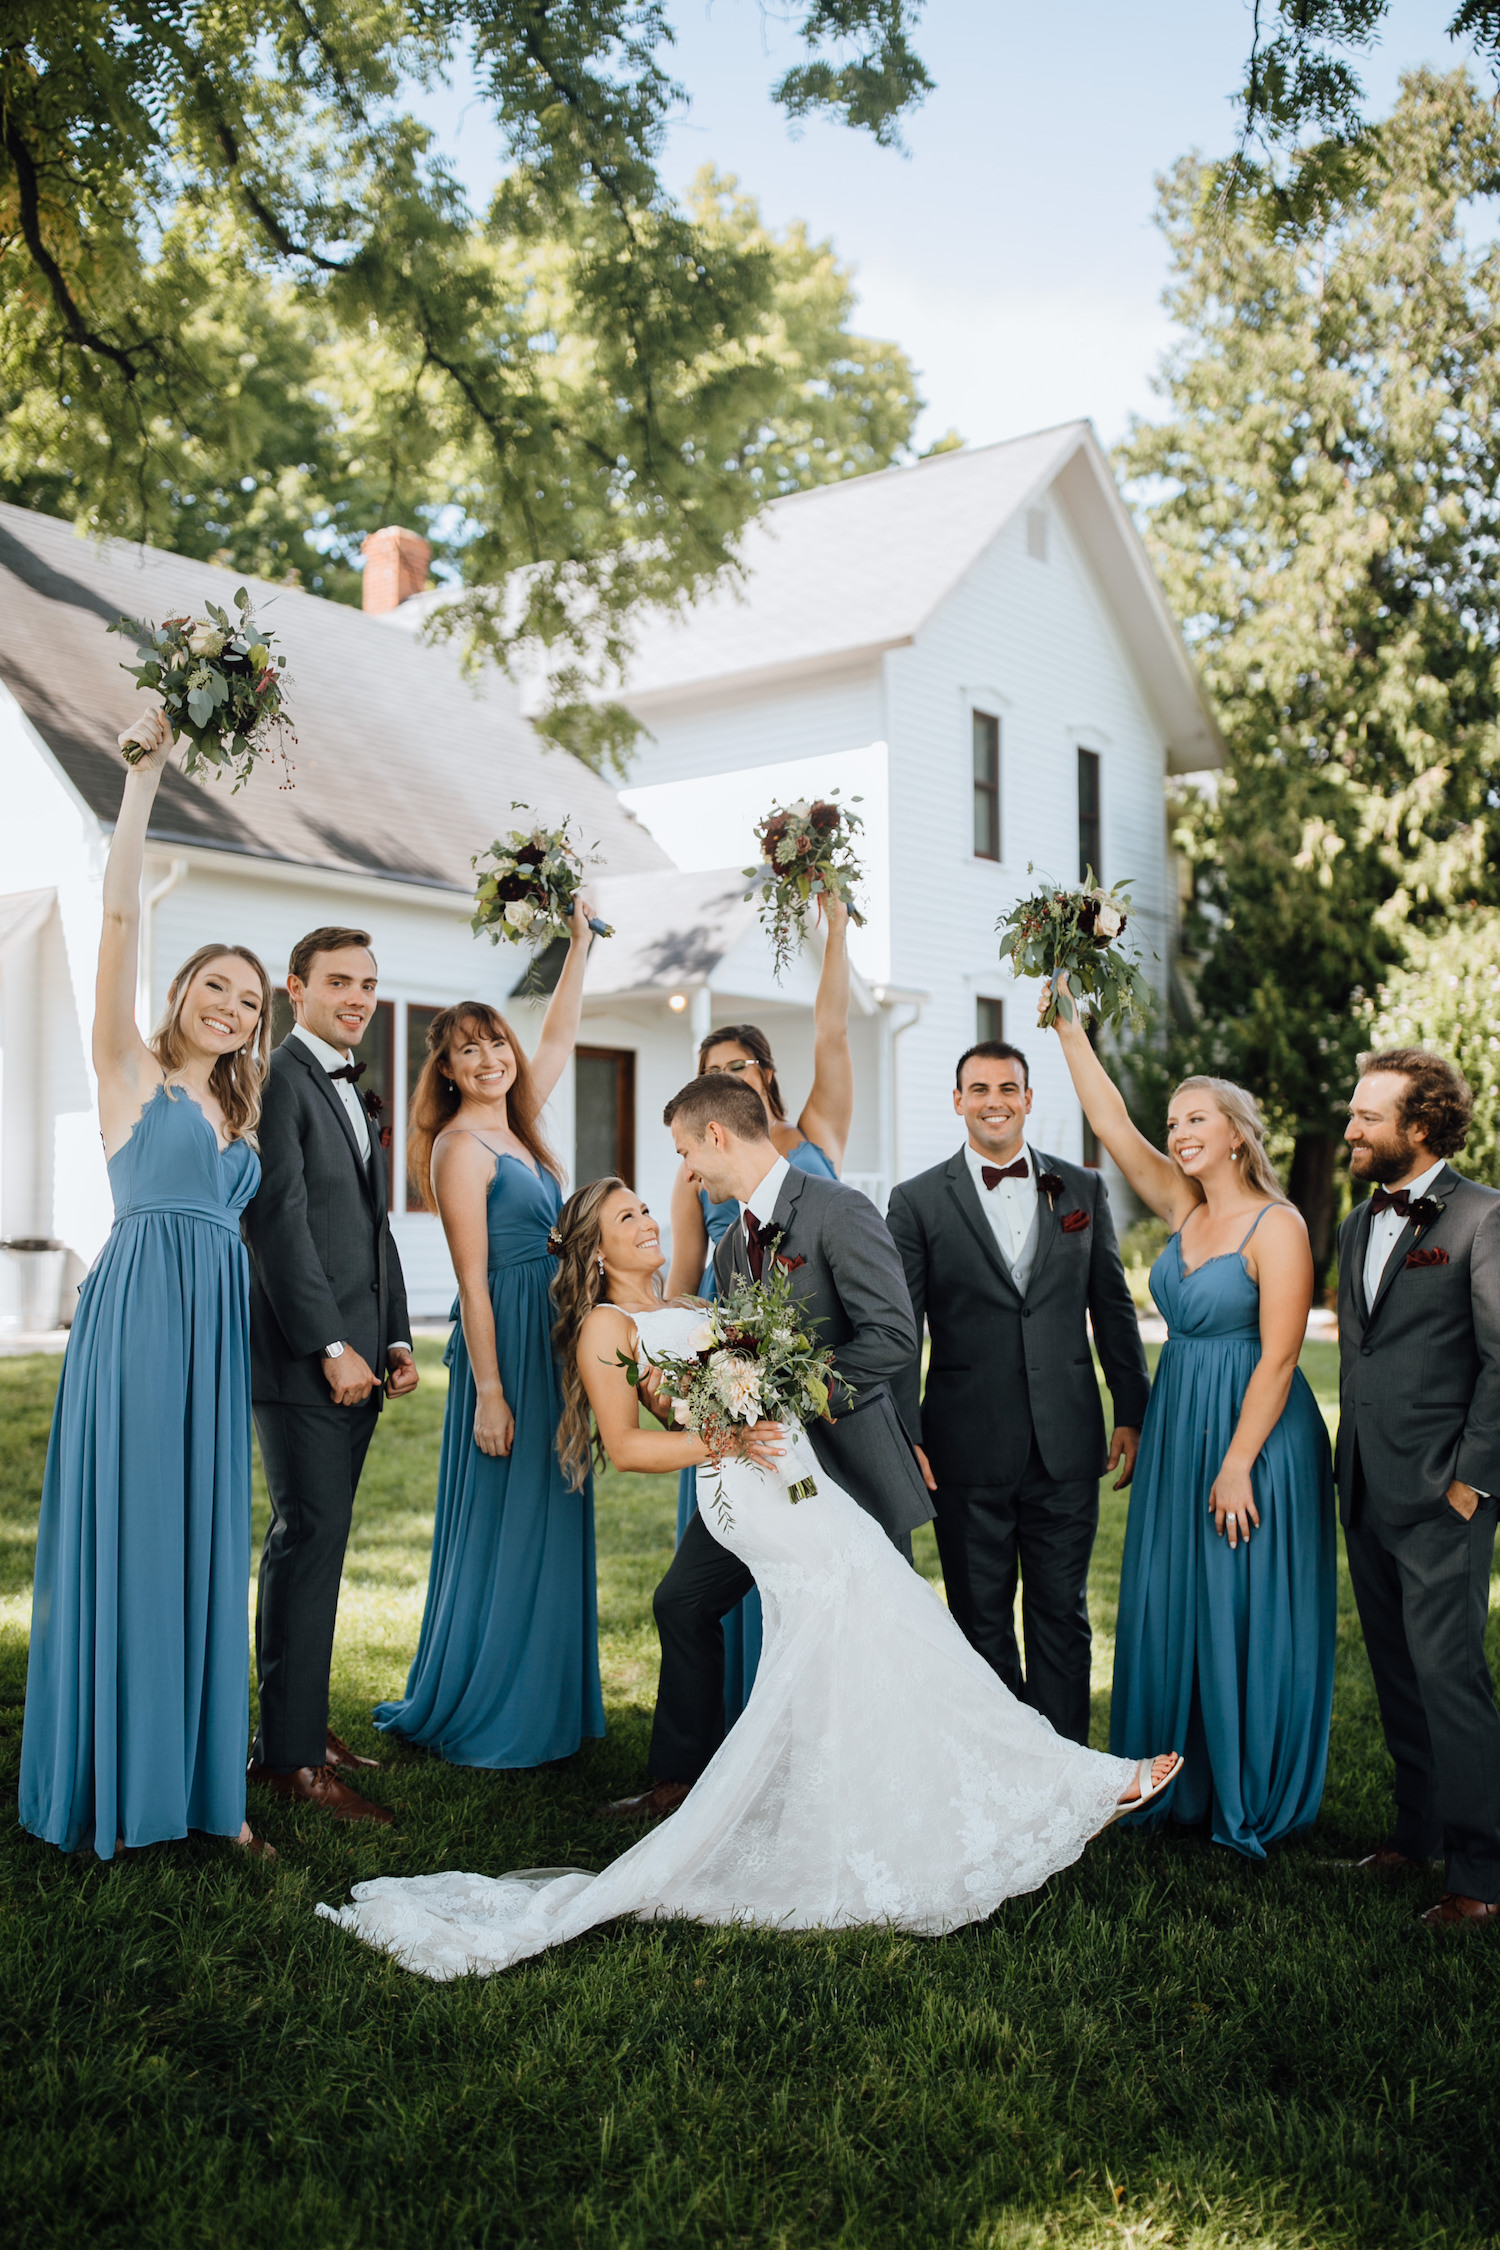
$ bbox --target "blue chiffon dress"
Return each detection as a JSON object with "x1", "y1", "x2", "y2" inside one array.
[
  {"x1": 675, "y1": 1136, "x2": 838, "y2": 1727},
  {"x1": 20, "y1": 1084, "x2": 258, "y2": 1859},
  {"x1": 375, "y1": 1151, "x2": 605, "y2": 1767},
  {"x1": 1110, "y1": 1209, "x2": 1336, "y2": 1856}
]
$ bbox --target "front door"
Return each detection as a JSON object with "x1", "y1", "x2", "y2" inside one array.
[{"x1": 574, "y1": 1047, "x2": 636, "y2": 1188}]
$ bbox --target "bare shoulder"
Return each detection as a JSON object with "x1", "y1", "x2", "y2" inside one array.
[
  {"x1": 578, "y1": 1302, "x2": 636, "y2": 1350},
  {"x1": 1246, "y1": 1201, "x2": 1311, "y2": 1272}
]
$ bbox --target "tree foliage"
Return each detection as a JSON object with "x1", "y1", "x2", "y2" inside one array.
[
  {"x1": 1124, "y1": 70, "x2": 1500, "y2": 1268},
  {"x1": 1368, "y1": 907, "x2": 1500, "y2": 1187},
  {"x1": 0, "y1": 2, "x2": 929, "y2": 749}
]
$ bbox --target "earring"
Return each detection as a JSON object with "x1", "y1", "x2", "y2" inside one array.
[
  {"x1": 1231, "y1": 1147, "x2": 1242, "y2": 1160},
  {"x1": 597, "y1": 1255, "x2": 606, "y2": 1275}
]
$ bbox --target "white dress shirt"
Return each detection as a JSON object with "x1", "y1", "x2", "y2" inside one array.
[
  {"x1": 292, "y1": 1022, "x2": 370, "y2": 1159},
  {"x1": 1363, "y1": 1156, "x2": 1444, "y2": 1307},
  {"x1": 964, "y1": 1138, "x2": 1036, "y2": 1272},
  {"x1": 743, "y1": 1152, "x2": 791, "y2": 1248}
]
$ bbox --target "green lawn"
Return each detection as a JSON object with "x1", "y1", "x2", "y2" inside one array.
[{"x1": 2, "y1": 1338, "x2": 1497, "y2": 2249}]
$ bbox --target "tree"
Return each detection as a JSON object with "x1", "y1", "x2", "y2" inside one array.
[
  {"x1": 0, "y1": 2, "x2": 930, "y2": 743},
  {"x1": 1123, "y1": 70, "x2": 1500, "y2": 1281},
  {"x1": 1367, "y1": 908, "x2": 1500, "y2": 1186}
]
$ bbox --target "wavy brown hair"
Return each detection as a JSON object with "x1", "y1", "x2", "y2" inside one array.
[
  {"x1": 549, "y1": 1175, "x2": 642, "y2": 1490},
  {"x1": 151, "y1": 943, "x2": 272, "y2": 1144},
  {"x1": 407, "y1": 1002, "x2": 561, "y2": 1209},
  {"x1": 1359, "y1": 1046, "x2": 1473, "y2": 1160},
  {"x1": 698, "y1": 1022, "x2": 787, "y2": 1121}
]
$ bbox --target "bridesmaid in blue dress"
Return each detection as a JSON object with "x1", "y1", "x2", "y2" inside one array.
[
  {"x1": 665, "y1": 896, "x2": 854, "y2": 1723},
  {"x1": 1046, "y1": 976, "x2": 1335, "y2": 1857},
  {"x1": 20, "y1": 711, "x2": 273, "y2": 1859},
  {"x1": 375, "y1": 898, "x2": 605, "y2": 1767}
]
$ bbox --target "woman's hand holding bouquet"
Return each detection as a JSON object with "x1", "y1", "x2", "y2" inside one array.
[
  {"x1": 471, "y1": 810, "x2": 613, "y2": 989},
  {"x1": 744, "y1": 793, "x2": 866, "y2": 981},
  {"x1": 999, "y1": 866, "x2": 1151, "y2": 1035},
  {"x1": 109, "y1": 588, "x2": 295, "y2": 791}
]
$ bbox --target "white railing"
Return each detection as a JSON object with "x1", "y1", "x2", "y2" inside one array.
[{"x1": 843, "y1": 1172, "x2": 890, "y2": 1212}]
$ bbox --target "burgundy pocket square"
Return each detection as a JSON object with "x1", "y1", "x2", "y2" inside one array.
[
  {"x1": 777, "y1": 1252, "x2": 807, "y2": 1272},
  {"x1": 1061, "y1": 1209, "x2": 1090, "y2": 1234},
  {"x1": 1406, "y1": 1245, "x2": 1448, "y2": 1267}
]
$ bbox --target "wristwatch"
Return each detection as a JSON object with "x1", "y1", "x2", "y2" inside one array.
[{"x1": 322, "y1": 1341, "x2": 346, "y2": 1360}]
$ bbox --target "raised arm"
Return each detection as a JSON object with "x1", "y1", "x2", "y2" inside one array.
[
  {"x1": 528, "y1": 893, "x2": 597, "y2": 1107},
  {"x1": 94, "y1": 714, "x2": 172, "y2": 1144},
  {"x1": 797, "y1": 895, "x2": 854, "y2": 1171},
  {"x1": 666, "y1": 1161, "x2": 711, "y2": 1299},
  {"x1": 1042, "y1": 974, "x2": 1198, "y2": 1229},
  {"x1": 432, "y1": 1133, "x2": 513, "y2": 1455}
]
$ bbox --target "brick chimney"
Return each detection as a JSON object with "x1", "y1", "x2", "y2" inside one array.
[{"x1": 361, "y1": 525, "x2": 432, "y2": 614}]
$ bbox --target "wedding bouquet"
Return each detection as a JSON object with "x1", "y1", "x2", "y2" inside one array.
[
  {"x1": 997, "y1": 867, "x2": 1152, "y2": 1034},
  {"x1": 108, "y1": 589, "x2": 294, "y2": 790},
  {"x1": 619, "y1": 1262, "x2": 834, "y2": 1531},
  {"x1": 471, "y1": 810, "x2": 613, "y2": 982},
  {"x1": 744, "y1": 793, "x2": 866, "y2": 980}
]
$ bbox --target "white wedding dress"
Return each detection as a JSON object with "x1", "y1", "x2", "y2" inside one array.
[{"x1": 318, "y1": 1307, "x2": 1136, "y2": 1979}]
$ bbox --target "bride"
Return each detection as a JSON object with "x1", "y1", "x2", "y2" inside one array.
[{"x1": 318, "y1": 1179, "x2": 1180, "y2": 1979}]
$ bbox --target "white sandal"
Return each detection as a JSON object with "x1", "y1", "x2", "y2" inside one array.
[{"x1": 1101, "y1": 1750, "x2": 1183, "y2": 1830}]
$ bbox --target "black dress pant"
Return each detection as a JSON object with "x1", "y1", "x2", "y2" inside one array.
[
  {"x1": 933, "y1": 1435, "x2": 1100, "y2": 1746},
  {"x1": 1344, "y1": 1494, "x2": 1500, "y2": 1902},
  {"x1": 648, "y1": 1512, "x2": 756, "y2": 1784},
  {"x1": 252, "y1": 1396, "x2": 381, "y2": 1770}
]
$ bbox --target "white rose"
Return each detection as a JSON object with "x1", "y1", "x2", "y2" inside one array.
[
  {"x1": 187, "y1": 623, "x2": 226, "y2": 658},
  {"x1": 789, "y1": 798, "x2": 811, "y2": 818},
  {"x1": 672, "y1": 1399, "x2": 693, "y2": 1425},
  {"x1": 504, "y1": 899, "x2": 537, "y2": 931},
  {"x1": 1094, "y1": 901, "x2": 1124, "y2": 940},
  {"x1": 685, "y1": 1320, "x2": 718, "y2": 1354}
]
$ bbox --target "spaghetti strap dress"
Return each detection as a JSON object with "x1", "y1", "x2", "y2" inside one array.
[
  {"x1": 19, "y1": 1083, "x2": 259, "y2": 1858},
  {"x1": 374, "y1": 1148, "x2": 605, "y2": 1768},
  {"x1": 674, "y1": 1136, "x2": 839, "y2": 1727},
  {"x1": 1109, "y1": 1206, "x2": 1336, "y2": 1856}
]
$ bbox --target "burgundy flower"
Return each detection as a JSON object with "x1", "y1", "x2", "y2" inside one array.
[
  {"x1": 1406, "y1": 1194, "x2": 1446, "y2": 1230},
  {"x1": 1036, "y1": 1170, "x2": 1066, "y2": 1202}
]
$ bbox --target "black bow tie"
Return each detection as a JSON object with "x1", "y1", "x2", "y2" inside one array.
[
  {"x1": 1370, "y1": 1187, "x2": 1411, "y2": 1216},
  {"x1": 981, "y1": 1159, "x2": 1028, "y2": 1190},
  {"x1": 328, "y1": 1061, "x2": 366, "y2": 1084}
]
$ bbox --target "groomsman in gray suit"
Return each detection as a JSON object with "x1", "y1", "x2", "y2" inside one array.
[
  {"x1": 886, "y1": 1040, "x2": 1148, "y2": 1745},
  {"x1": 1339, "y1": 1047, "x2": 1500, "y2": 1928}
]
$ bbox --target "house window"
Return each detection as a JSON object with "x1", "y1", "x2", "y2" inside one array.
[
  {"x1": 976, "y1": 996, "x2": 1004, "y2": 1044},
  {"x1": 972, "y1": 711, "x2": 1001, "y2": 861},
  {"x1": 404, "y1": 1003, "x2": 444, "y2": 1210},
  {"x1": 1077, "y1": 747, "x2": 1102, "y2": 882},
  {"x1": 575, "y1": 1047, "x2": 636, "y2": 1188}
]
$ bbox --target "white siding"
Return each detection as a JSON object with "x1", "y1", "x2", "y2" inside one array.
[{"x1": 624, "y1": 665, "x2": 884, "y2": 787}]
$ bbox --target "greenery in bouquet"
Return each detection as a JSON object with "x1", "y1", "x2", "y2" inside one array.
[
  {"x1": 997, "y1": 868, "x2": 1153, "y2": 1035},
  {"x1": 108, "y1": 589, "x2": 294, "y2": 790},
  {"x1": 617, "y1": 1261, "x2": 834, "y2": 1531},
  {"x1": 744, "y1": 793, "x2": 866, "y2": 980},
  {"x1": 471, "y1": 808, "x2": 613, "y2": 988}
]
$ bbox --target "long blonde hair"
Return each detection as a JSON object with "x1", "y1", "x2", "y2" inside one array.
[
  {"x1": 151, "y1": 943, "x2": 272, "y2": 1144},
  {"x1": 1170, "y1": 1076, "x2": 1289, "y2": 1204},
  {"x1": 407, "y1": 1002, "x2": 561, "y2": 1209},
  {"x1": 549, "y1": 1175, "x2": 643, "y2": 1491}
]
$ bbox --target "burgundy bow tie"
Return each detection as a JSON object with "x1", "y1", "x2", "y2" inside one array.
[
  {"x1": 1370, "y1": 1187, "x2": 1413, "y2": 1216},
  {"x1": 328, "y1": 1061, "x2": 366, "y2": 1084},
  {"x1": 981, "y1": 1159, "x2": 1028, "y2": 1190}
]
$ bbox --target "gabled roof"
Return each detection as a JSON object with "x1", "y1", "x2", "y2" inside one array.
[
  {"x1": 616, "y1": 422, "x2": 1224, "y2": 772},
  {"x1": 0, "y1": 504, "x2": 669, "y2": 890}
]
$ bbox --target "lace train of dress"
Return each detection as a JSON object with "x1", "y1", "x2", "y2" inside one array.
[{"x1": 318, "y1": 1308, "x2": 1136, "y2": 1978}]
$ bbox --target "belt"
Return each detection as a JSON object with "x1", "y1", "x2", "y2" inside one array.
[{"x1": 115, "y1": 1203, "x2": 243, "y2": 1235}]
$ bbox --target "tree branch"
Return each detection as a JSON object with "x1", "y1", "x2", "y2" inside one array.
[{"x1": 2, "y1": 117, "x2": 147, "y2": 379}]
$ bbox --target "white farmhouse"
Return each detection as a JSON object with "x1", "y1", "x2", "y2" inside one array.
[{"x1": 0, "y1": 420, "x2": 1218, "y2": 1335}]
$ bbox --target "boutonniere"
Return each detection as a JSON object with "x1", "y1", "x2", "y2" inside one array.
[
  {"x1": 758, "y1": 1222, "x2": 805, "y2": 1274},
  {"x1": 1406, "y1": 1244, "x2": 1449, "y2": 1267},
  {"x1": 362, "y1": 1088, "x2": 392, "y2": 1150},
  {"x1": 1061, "y1": 1208, "x2": 1090, "y2": 1234},
  {"x1": 1035, "y1": 1169, "x2": 1066, "y2": 1210},
  {"x1": 1406, "y1": 1194, "x2": 1445, "y2": 1232}
]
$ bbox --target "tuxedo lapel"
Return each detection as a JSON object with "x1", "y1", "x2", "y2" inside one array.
[
  {"x1": 1021, "y1": 1144, "x2": 1060, "y2": 1295},
  {"x1": 1348, "y1": 1195, "x2": 1375, "y2": 1325},
  {"x1": 944, "y1": 1150, "x2": 1021, "y2": 1298},
  {"x1": 1364, "y1": 1163, "x2": 1455, "y2": 1329},
  {"x1": 284, "y1": 1038, "x2": 375, "y2": 1204}
]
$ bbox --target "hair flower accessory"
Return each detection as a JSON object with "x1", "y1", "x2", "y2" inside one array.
[{"x1": 546, "y1": 1224, "x2": 564, "y2": 1254}]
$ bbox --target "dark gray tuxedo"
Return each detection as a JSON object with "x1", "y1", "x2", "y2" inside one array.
[
  {"x1": 242, "y1": 1035, "x2": 411, "y2": 1769},
  {"x1": 648, "y1": 1166, "x2": 933, "y2": 1783},
  {"x1": 1337, "y1": 1164, "x2": 1500, "y2": 1900},
  {"x1": 886, "y1": 1146, "x2": 1148, "y2": 1743}
]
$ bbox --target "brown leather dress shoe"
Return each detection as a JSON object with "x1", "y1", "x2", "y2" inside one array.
[
  {"x1": 1419, "y1": 1892, "x2": 1500, "y2": 1928},
  {"x1": 247, "y1": 1760, "x2": 394, "y2": 1826},
  {"x1": 597, "y1": 1780, "x2": 691, "y2": 1823},
  {"x1": 1357, "y1": 1846, "x2": 1430, "y2": 1876},
  {"x1": 326, "y1": 1728, "x2": 382, "y2": 1771}
]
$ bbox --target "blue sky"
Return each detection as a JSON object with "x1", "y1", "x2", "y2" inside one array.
[{"x1": 417, "y1": 1, "x2": 1478, "y2": 452}]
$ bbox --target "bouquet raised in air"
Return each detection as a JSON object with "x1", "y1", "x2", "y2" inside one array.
[
  {"x1": 619, "y1": 1261, "x2": 834, "y2": 1531},
  {"x1": 108, "y1": 588, "x2": 294, "y2": 790},
  {"x1": 471, "y1": 809, "x2": 613, "y2": 983},
  {"x1": 744, "y1": 792, "x2": 866, "y2": 980},
  {"x1": 997, "y1": 867, "x2": 1152, "y2": 1034}
]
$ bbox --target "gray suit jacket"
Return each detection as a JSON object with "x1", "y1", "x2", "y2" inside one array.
[
  {"x1": 886, "y1": 1146, "x2": 1149, "y2": 1488},
  {"x1": 1336, "y1": 1163, "x2": 1500, "y2": 1526},
  {"x1": 712, "y1": 1168, "x2": 936, "y2": 1541}
]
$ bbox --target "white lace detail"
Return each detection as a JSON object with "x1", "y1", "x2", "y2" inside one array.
[{"x1": 317, "y1": 1305, "x2": 1135, "y2": 1978}]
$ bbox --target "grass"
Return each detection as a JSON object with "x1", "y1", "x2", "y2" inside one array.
[{"x1": 2, "y1": 1338, "x2": 1498, "y2": 2248}]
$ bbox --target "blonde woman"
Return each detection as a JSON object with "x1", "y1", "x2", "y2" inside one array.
[
  {"x1": 20, "y1": 711, "x2": 274, "y2": 1861},
  {"x1": 1043, "y1": 975, "x2": 1336, "y2": 1857}
]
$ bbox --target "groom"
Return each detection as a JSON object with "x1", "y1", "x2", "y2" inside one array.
[
  {"x1": 1339, "y1": 1045, "x2": 1500, "y2": 1927},
  {"x1": 608, "y1": 1071, "x2": 934, "y2": 1819},
  {"x1": 244, "y1": 925, "x2": 418, "y2": 1825}
]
